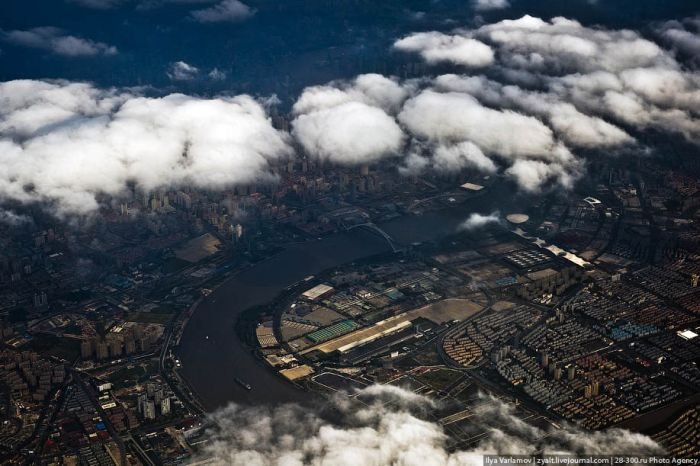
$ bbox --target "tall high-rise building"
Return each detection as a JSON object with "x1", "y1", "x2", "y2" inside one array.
[
  {"x1": 137, "y1": 393, "x2": 147, "y2": 414},
  {"x1": 138, "y1": 336, "x2": 151, "y2": 352},
  {"x1": 96, "y1": 341, "x2": 109, "y2": 360},
  {"x1": 124, "y1": 338, "x2": 136, "y2": 355},
  {"x1": 33, "y1": 292, "x2": 48, "y2": 308},
  {"x1": 109, "y1": 339, "x2": 122, "y2": 358},
  {"x1": 144, "y1": 400, "x2": 156, "y2": 421},
  {"x1": 176, "y1": 191, "x2": 192, "y2": 210},
  {"x1": 80, "y1": 340, "x2": 93, "y2": 360},
  {"x1": 234, "y1": 224, "x2": 244, "y2": 240},
  {"x1": 160, "y1": 397, "x2": 171, "y2": 416},
  {"x1": 554, "y1": 367, "x2": 562, "y2": 381}
]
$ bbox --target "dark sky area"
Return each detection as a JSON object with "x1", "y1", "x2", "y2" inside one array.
[{"x1": 1, "y1": 0, "x2": 698, "y2": 102}]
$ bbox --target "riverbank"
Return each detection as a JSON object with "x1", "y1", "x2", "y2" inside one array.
[{"x1": 177, "y1": 228, "x2": 392, "y2": 410}]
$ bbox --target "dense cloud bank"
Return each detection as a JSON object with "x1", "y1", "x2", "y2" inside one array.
[
  {"x1": 194, "y1": 385, "x2": 663, "y2": 465},
  {"x1": 0, "y1": 80, "x2": 291, "y2": 215},
  {"x1": 292, "y1": 14, "x2": 700, "y2": 193},
  {"x1": 1, "y1": 15, "x2": 699, "y2": 215}
]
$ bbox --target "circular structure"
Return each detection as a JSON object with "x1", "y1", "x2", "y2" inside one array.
[{"x1": 506, "y1": 213, "x2": 530, "y2": 224}]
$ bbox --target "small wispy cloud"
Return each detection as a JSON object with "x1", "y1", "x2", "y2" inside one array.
[
  {"x1": 0, "y1": 210, "x2": 32, "y2": 226},
  {"x1": 167, "y1": 60, "x2": 200, "y2": 80},
  {"x1": 190, "y1": 0, "x2": 255, "y2": 23},
  {"x1": 1, "y1": 27, "x2": 118, "y2": 57},
  {"x1": 473, "y1": 0, "x2": 511, "y2": 12}
]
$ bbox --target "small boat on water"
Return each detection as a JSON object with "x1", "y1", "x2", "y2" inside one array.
[{"x1": 234, "y1": 377, "x2": 252, "y2": 390}]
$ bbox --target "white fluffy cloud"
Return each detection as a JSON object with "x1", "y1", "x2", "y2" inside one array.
[
  {"x1": 398, "y1": 90, "x2": 566, "y2": 162},
  {"x1": 1, "y1": 27, "x2": 118, "y2": 57},
  {"x1": 459, "y1": 211, "x2": 502, "y2": 231},
  {"x1": 191, "y1": 0, "x2": 254, "y2": 23},
  {"x1": 476, "y1": 16, "x2": 672, "y2": 74},
  {"x1": 293, "y1": 102, "x2": 404, "y2": 165},
  {"x1": 298, "y1": 14, "x2": 700, "y2": 193},
  {"x1": 394, "y1": 32, "x2": 494, "y2": 68},
  {"x1": 471, "y1": 14, "x2": 700, "y2": 145},
  {"x1": 5, "y1": 15, "x2": 700, "y2": 212},
  {"x1": 506, "y1": 159, "x2": 578, "y2": 192},
  {"x1": 0, "y1": 80, "x2": 291, "y2": 214},
  {"x1": 433, "y1": 142, "x2": 497, "y2": 173},
  {"x1": 293, "y1": 71, "x2": 583, "y2": 192},
  {"x1": 297, "y1": 13, "x2": 696, "y2": 194},
  {"x1": 194, "y1": 385, "x2": 663, "y2": 465},
  {"x1": 400, "y1": 141, "x2": 498, "y2": 176},
  {"x1": 292, "y1": 74, "x2": 407, "y2": 164},
  {"x1": 293, "y1": 74, "x2": 410, "y2": 115},
  {"x1": 340, "y1": 14, "x2": 700, "y2": 192},
  {"x1": 433, "y1": 74, "x2": 634, "y2": 148},
  {"x1": 551, "y1": 69, "x2": 700, "y2": 143}
]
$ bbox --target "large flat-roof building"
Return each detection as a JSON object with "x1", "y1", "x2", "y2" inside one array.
[
  {"x1": 460, "y1": 182, "x2": 484, "y2": 192},
  {"x1": 301, "y1": 283, "x2": 335, "y2": 301}
]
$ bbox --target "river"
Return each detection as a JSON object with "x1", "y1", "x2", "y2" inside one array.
[{"x1": 177, "y1": 200, "x2": 507, "y2": 410}]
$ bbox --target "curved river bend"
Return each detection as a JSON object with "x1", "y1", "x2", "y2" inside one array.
[{"x1": 178, "y1": 205, "x2": 491, "y2": 410}]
